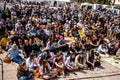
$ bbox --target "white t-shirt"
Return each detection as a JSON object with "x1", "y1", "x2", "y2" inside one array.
[{"x1": 26, "y1": 57, "x2": 38, "y2": 68}]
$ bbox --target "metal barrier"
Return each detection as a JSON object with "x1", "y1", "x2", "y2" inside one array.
[{"x1": 0, "y1": 58, "x2": 3, "y2": 80}]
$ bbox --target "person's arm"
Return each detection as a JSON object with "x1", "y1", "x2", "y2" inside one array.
[
  {"x1": 74, "y1": 48, "x2": 78, "y2": 54},
  {"x1": 58, "y1": 39, "x2": 62, "y2": 45},
  {"x1": 26, "y1": 58, "x2": 33, "y2": 68},
  {"x1": 83, "y1": 56, "x2": 87, "y2": 65},
  {"x1": 48, "y1": 63, "x2": 52, "y2": 71},
  {"x1": 86, "y1": 53, "x2": 94, "y2": 66},
  {"x1": 96, "y1": 38, "x2": 101, "y2": 46},
  {"x1": 65, "y1": 57, "x2": 70, "y2": 66},
  {"x1": 26, "y1": 59, "x2": 29, "y2": 68},
  {"x1": 50, "y1": 52, "x2": 55, "y2": 59},
  {"x1": 69, "y1": 50, "x2": 73, "y2": 54},
  {"x1": 5, "y1": 42, "x2": 9, "y2": 50},
  {"x1": 75, "y1": 55, "x2": 80, "y2": 65},
  {"x1": 90, "y1": 41, "x2": 98, "y2": 47},
  {"x1": 22, "y1": 45, "x2": 27, "y2": 58},
  {"x1": 6, "y1": 49, "x2": 11, "y2": 57},
  {"x1": 34, "y1": 58, "x2": 39, "y2": 67},
  {"x1": 54, "y1": 61, "x2": 64, "y2": 69},
  {"x1": 39, "y1": 66, "x2": 43, "y2": 75}
]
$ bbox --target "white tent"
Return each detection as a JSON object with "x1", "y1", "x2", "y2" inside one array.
[
  {"x1": 54, "y1": 0, "x2": 70, "y2": 2},
  {"x1": 21, "y1": 0, "x2": 71, "y2": 7},
  {"x1": 22, "y1": 0, "x2": 71, "y2": 2},
  {"x1": 21, "y1": 0, "x2": 50, "y2": 2}
]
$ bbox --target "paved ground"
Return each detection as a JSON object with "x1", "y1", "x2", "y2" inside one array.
[{"x1": 0, "y1": 52, "x2": 120, "y2": 80}]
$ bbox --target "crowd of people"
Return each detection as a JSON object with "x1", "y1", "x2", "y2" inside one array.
[{"x1": 0, "y1": 1, "x2": 120, "y2": 80}]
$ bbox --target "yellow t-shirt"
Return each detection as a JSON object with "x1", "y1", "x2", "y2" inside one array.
[
  {"x1": 89, "y1": 29, "x2": 95, "y2": 35},
  {"x1": 0, "y1": 37, "x2": 9, "y2": 47},
  {"x1": 78, "y1": 29, "x2": 84, "y2": 38}
]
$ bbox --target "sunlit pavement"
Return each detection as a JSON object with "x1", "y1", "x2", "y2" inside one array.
[{"x1": 0, "y1": 52, "x2": 120, "y2": 80}]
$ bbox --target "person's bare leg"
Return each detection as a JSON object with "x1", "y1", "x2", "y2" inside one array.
[
  {"x1": 67, "y1": 67, "x2": 74, "y2": 71},
  {"x1": 74, "y1": 66, "x2": 78, "y2": 70},
  {"x1": 42, "y1": 75, "x2": 50, "y2": 80},
  {"x1": 50, "y1": 73, "x2": 58, "y2": 79}
]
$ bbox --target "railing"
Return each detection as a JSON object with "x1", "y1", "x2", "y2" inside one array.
[{"x1": 0, "y1": 58, "x2": 3, "y2": 80}]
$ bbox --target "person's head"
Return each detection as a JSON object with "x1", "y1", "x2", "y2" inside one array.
[
  {"x1": 19, "y1": 61, "x2": 27, "y2": 69},
  {"x1": 71, "y1": 53, "x2": 75, "y2": 59},
  {"x1": 56, "y1": 51, "x2": 63, "y2": 59},
  {"x1": 79, "y1": 53, "x2": 84, "y2": 58},
  {"x1": 102, "y1": 44, "x2": 106, "y2": 49},
  {"x1": 53, "y1": 43, "x2": 59, "y2": 48},
  {"x1": 36, "y1": 40, "x2": 41, "y2": 46},
  {"x1": 71, "y1": 42, "x2": 76, "y2": 49},
  {"x1": 24, "y1": 39, "x2": 29, "y2": 45},
  {"x1": 6, "y1": 18, "x2": 11, "y2": 22},
  {"x1": 30, "y1": 52, "x2": 36, "y2": 60},
  {"x1": 42, "y1": 59, "x2": 49, "y2": 72},
  {"x1": 12, "y1": 44, "x2": 17, "y2": 50}
]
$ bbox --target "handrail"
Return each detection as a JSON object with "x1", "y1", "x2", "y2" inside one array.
[{"x1": 0, "y1": 58, "x2": 3, "y2": 80}]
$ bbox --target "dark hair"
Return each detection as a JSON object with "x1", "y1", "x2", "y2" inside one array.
[
  {"x1": 42, "y1": 59, "x2": 49, "y2": 73},
  {"x1": 30, "y1": 52, "x2": 35, "y2": 61},
  {"x1": 19, "y1": 61, "x2": 26, "y2": 67},
  {"x1": 70, "y1": 54, "x2": 75, "y2": 62},
  {"x1": 89, "y1": 49, "x2": 95, "y2": 59}
]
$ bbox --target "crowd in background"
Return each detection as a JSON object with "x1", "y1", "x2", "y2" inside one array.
[{"x1": 0, "y1": 1, "x2": 120, "y2": 80}]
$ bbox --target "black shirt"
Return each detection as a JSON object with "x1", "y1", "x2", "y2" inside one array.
[
  {"x1": 23, "y1": 44, "x2": 32, "y2": 57},
  {"x1": 0, "y1": 27, "x2": 6, "y2": 39}
]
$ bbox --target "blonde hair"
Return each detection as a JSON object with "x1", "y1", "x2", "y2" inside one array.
[{"x1": 12, "y1": 44, "x2": 17, "y2": 49}]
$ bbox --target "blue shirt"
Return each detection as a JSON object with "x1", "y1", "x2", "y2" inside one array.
[{"x1": 7, "y1": 47, "x2": 19, "y2": 59}]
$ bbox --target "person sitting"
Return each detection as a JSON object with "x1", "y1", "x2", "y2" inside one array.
[
  {"x1": 39, "y1": 59, "x2": 58, "y2": 80},
  {"x1": 67, "y1": 42, "x2": 78, "y2": 57},
  {"x1": 75, "y1": 52, "x2": 87, "y2": 69},
  {"x1": 38, "y1": 50, "x2": 54, "y2": 67},
  {"x1": 50, "y1": 43, "x2": 59, "y2": 55},
  {"x1": 58, "y1": 37, "x2": 69, "y2": 52},
  {"x1": 75, "y1": 41, "x2": 83, "y2": 52},
  {"x1": 94, "y1": 51, "x2": 101, "y2": 67},
  {"x1": 17, "y1": 61, "x2": 33, "y2": 80},
  {"x1": 53, "y1": 52, "x2": 65, "y2": 77},
  {"x1": 6, "y1": 44, "x2": 23, "y2": 64},
  {"x1": 65, "y1": 54, "x2": 78, "y2": 71},
  {"x1": 114, "y1": 48, "x2": 120, "y2": 60},
  {"x1": 32, "y1": 40, "x2": 42, "y2": 56},
  {"x1": 26, "y1": 52, "x2": 39, "y2": 72},
  {"x1": 23, "y1": 39, "x2": 32, "y2": 58},
  {"x1": 86, "y1": 49, "x2": 95, "y2": 69},
  {"x1": 97, "y1": 44, "x2": 109, "y2": 57},
  {"x1": 28, "y1": 26, "x2": 36, "y2": 37}
]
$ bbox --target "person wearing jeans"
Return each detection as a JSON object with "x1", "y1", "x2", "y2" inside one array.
[
  {"x1": 7, "y1": 44, "x2": 23, "y2": 64},
  {"x1": 17, "y1": 62, "x2": 33, "y2": 80},
  {"x1": 26, "y1": 52, "x2": 39, "y2": 72}
]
